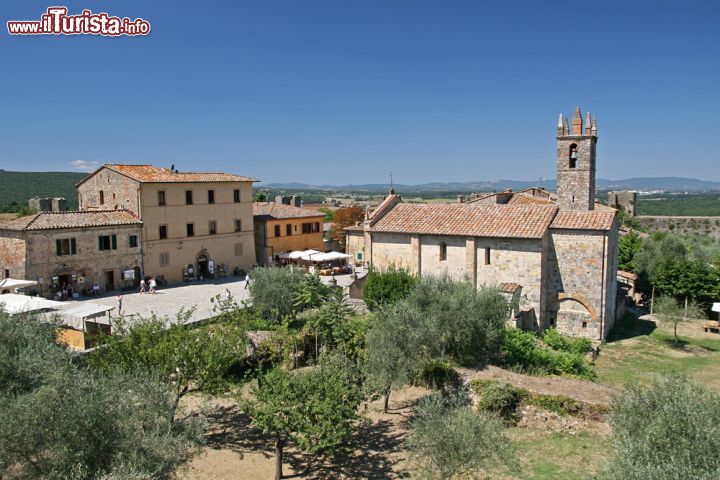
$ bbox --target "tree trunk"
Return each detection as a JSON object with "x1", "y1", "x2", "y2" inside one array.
[
  {"x1": 383, "y1": 389, "x2": 391, "y2": 414},
  {"x1": 674, "y1": 321, "x2": 679, "y2": 344},
  {"x1": 275, "y1": 436, "x2": 284, "y2": 480}
]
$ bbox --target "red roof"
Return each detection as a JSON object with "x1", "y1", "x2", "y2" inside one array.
[
  {"x1": 77, "y1": 164, "x2": 257, "y2": 186},
  {"x1": 369, "y1": 203, "x2": 558, "y2": 239},
  {"x1": 550, "y1": 210, "x2": 616, "y2": 231},
  {"x1": 0, "y1": 210, "x2": 141, "y2": 231},
  {"x1": 253, "y1": 202, "x2": 324, "y2": 220}
]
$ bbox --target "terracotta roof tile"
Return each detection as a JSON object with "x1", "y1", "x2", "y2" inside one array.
[
  {"x1": 550, "y1": 210, "x2": 616, "y2": 231},
  {"x1": 344, "y1": 225, "x2": 365, "y2": 232},
  {"x1": 78, "y1": 164, "x2": 257, "y2": 186},
  {"x1": 507, "y1": 193, "x2": 556, "y2": 206},
  {"x1": 0, "y1": 210, "x2": 141, "y2": 231},
  {"x1": 369, "y1": 203, "x2": 558, "y2": 239},
  {"x1": 253, "y1": 202, "x2": 324, "y2": 220}
]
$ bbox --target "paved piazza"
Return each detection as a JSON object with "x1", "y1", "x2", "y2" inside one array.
[{"x1": 63, "y1": 271, "x2": 359, "y2": 325}]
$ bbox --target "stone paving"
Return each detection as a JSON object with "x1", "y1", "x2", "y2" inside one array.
[{"x1": 64, "y1": 270, "x2": 362, "y2": 325}]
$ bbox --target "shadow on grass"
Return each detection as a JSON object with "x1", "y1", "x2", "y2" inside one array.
[
  {"x1": 606, "y1": 313, "x2": 656, "y2": 343},
  {"x1": 203, "y1": 404, "x2": 409, "y2": 478}
]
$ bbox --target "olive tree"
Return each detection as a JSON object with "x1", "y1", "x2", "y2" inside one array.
[
  {"x1": 89, "y1": 311, "x2": 247, "y2": 417},
  {"x1": 599, "y1": 376, "x2": 720, "y2": 480},
  {"x1": 245, "y1": 354, "x2": 364, "y2": 480},
  {"x1": 653, "y1": 295, "x2": 706, "y2": 344},
  {"x1": 407, "y1": 393, "x2": 517, "y2": 479},
  {"x1": 0, "y1": 310, "x2": 205, "y2": 480}
]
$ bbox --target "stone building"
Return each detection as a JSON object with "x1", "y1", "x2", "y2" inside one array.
[
  {"x1": 28, "y1": 197, "x2": 68, "y2": 212},
  {"x1": 346, "y1": 108, "x2": 618, "y2": 340},
  {"x1": 0, "y1": 210, "x2": 142, "y2": 297},
  {"x1": 607, "y1": 191, "x2": 637, "y2": 216},
  {"x1": 76, "y1": 164, "x2": 257, "y2": 281},
  {"x1": 253, "y1": 201, "x2": 324, "y2": 264}
]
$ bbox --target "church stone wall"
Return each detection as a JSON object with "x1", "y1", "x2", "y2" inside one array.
[
  {"x1": 545, "y1": 228, "x2": 616, "y2": 339},
  {"x1": 420, "y1": 235, "x2": 469, "y2": 280},
  {"x1": 476, "y1": 237, "x2": 544, "y2": 312},
  {"x1": 369, "y1": 232, "x2": 416, "y2": 273}
]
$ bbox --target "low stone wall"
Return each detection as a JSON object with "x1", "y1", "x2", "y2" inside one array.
[{"x1": 635, "y1": 216, "x2": 720, "y2": 239}]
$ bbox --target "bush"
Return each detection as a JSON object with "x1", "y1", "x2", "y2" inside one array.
[
  {"x1": 527, "y1": 393, "x2": 582, "y2": 416},
  {"x1": 541, "y1": 327, "x2": 592, "y2": 355},
  {"x1": 501, "y1": 328, "x2": 595, "y2": 379},
  {"x1": 415, "y1": 359, "x2": 461, "y2": 390},
  {"x1": 472, "y1": 380, "x2": 527, "y2": 424},
  {"x1": 362, "y1": 266, "x2": 416, "y2": 310},
  {"x1": 599, "y1": 376, "x2": 720, "y2": 480}
]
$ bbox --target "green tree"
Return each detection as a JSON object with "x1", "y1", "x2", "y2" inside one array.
[
  {"x1": 653, "y1": 296, "x2": 706, "y2": 345},
  {"x1": 407, "y1": 393, "x2": 516, "y2": 480},
  {"x1": 329, "y1": 206, "x2": 365, "y2": 250},
  {"x1": 405, "y1": 278, "x2": 508, "y2": 363},
  {"x1": 88, "y1": 311, "x2": 247, "y2": 417},
  {"x1": 245, "y1": 354, "x2": 364, "y2": 480},
  {"x1": 618, "y1": 231, "x2": 643, "y2": 272},
  {"x1": 293, "y1": 272, "x2": 332, "y2": 310},
  {"x1": 364, "y1": 301, "x2": 425, "y2": 413},
  {"x1": 599, "y1": 376, "x2": 720, "y2": 480},
  {"x1": 0, "y1": 311, "x2": 205, "y2": 479},
  {"x1": 249, "y1": 267, "x2": 305, "y2": 323},
  {"x1": 362, "y1": 265, "x2": 417, "y2": 310}
]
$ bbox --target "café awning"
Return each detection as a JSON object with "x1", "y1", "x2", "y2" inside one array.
[{"x1": 0, "y1": 293, "x2": 63, "y2": 314}]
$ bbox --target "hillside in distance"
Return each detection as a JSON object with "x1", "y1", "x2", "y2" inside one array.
[
  {"x1": 0, "y1": 171, "x2": 84, "y2": 212},
  {"x1": 261, "y1": 176, "x2": 720, "y2": 193}
]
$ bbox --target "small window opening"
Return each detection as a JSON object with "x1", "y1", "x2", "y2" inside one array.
[
  {"x1": 439, "y1": 242, "x2": 447, "y2": 261},
  {"x1": 485, "y1": 248, "x2": 491, "y2": 265},
  {"x1": 582, "y1": 321, "x2": 587, "y2": 328}
]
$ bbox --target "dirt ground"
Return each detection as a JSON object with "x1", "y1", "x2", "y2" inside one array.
[
  {"x1": 178, "y1": 363, "x2": 615, "y2": 480},
  {"x1": 180, "y1": 386, "x2": 431, "y2": 480}
]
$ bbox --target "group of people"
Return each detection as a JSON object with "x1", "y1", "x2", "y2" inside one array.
[
  {"x1": 58, "y1": 282, "x2": 74, "y2": 300},
  {"x1": 139, "y1": 277, "x2": 158, "y2": 294}
]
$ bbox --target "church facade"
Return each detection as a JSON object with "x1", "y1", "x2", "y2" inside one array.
[{"x1": 346, "y1": 108, "x2": 618, "y2": 340}]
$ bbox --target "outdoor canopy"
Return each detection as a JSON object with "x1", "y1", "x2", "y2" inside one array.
[
  {"x1": 58, "y1": 303, "x2": 114, "y2": 330},
  {"x1": 0, "y1": 293, "x2": 64, "y2": 314},
  {"x1": 0, "y1": 278, "x2": 39, "y2": 293},
  {"x1": 285, "y1": 250, "x2": 351, "y2": 262}
]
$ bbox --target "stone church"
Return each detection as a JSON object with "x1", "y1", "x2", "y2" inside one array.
[{"x1": 346, "y1": 108, "x2": 619, "y2": 340}]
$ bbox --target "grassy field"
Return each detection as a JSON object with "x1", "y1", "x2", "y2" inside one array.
[{"x1": 596, "y1": 312, "x2": 720, "y2": 392}]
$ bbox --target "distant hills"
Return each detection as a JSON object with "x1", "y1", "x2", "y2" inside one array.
[
  {"x1": 1, "y1": 171, "x2": 719, "y2": 213},
  {"x1": 0, "y1": 171, "x2": 84, "y2": 212},
  {"x1": 261, "y1": 177, "x2": 720, "y2": 193}
]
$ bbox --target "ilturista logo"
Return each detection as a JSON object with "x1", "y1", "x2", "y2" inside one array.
[{"x1": 7, "y1": 7, "x2": 151, "y2": 36}]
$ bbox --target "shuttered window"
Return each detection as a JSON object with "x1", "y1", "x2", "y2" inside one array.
[{"x1": 56, "y1": 238, "x2": 76, "y2": 256}]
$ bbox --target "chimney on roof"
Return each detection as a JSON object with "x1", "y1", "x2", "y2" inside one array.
[{"x1": 457, "y1": 194, "x2": 465, "y2": 203}]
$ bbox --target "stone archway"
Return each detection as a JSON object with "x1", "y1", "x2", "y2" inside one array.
[
  {"x1": 195, "y1": 249, "x2": 211, "y2": 279},
  {"x1": 555, "y1": 293, "x2": 597, "y2": 336}
]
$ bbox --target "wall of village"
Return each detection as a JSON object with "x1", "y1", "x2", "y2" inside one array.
[
  {"x1": 545, "y1": 228, "x2": 616, "y2": 339},
  {"x1": 635, "y1": 215, "x2": 720, "y2": 239},
  {"x1": 0, "y1": 230, "x2": 27, "y2": 281},
  {"x1": 264, "y1": 217, "x2": 324, "y2": 257},
  {"x1": 77, "y1": 168, "x2": 140, "y2": 213},
  {"x1": 23, "y1": 224, "x2": 143, "y2": 297},
  {"x1": 139, "y1": 182, "x2": 256, "y2": 281}
]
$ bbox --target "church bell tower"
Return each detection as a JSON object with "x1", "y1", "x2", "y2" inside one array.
[{"x1": 556, "y1": 107, "x2": 597, "y2": 211}]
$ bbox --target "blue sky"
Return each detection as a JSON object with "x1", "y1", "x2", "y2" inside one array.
[{"x1": 0, "y1": 0, "x2": 718, "y2": 184}]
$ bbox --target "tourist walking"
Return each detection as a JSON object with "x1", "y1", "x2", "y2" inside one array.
[
  {"x1": 149, "y1": 277, "x2": 157, "y2": 294},
  {"x1": 139, "y1": 278, "x2": 146, "y2": 294},
  {"x1": 117, "y1": 294, "x2": 123, "y2": 316},
  {"x1": 244, "y1": 271, "x2": 250, "y2": 290},
  {"x1": 92, "y1": 282, "x2": 100, "y2": 296}
]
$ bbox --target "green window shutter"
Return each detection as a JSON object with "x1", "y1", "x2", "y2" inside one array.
[
  {"x1": 70, "y1": 238, "x2": 77, "y2": 255},
  {"x1": 99, "y1": 236, "x2": 104, "y2": 251},
  {"x1": 56, "y1": 239, "x2": 62, "y2": 256},
  {"x1": 111, "y1": 234, "x2": 117, "y2": 250}
]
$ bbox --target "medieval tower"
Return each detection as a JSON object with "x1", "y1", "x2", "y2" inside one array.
[{"x1": 556, "y1": 107, "x2": 597, "y2": 210}]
